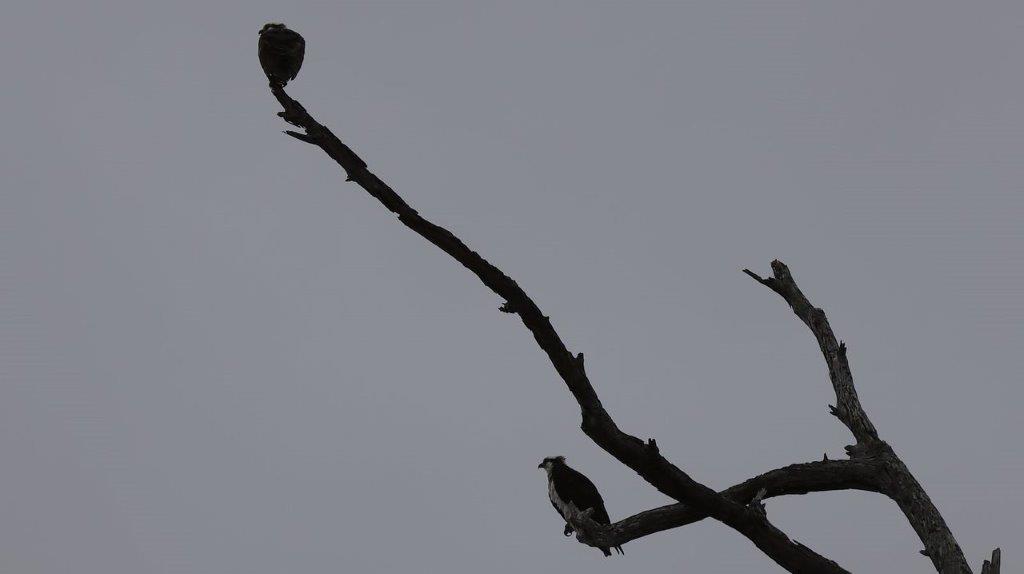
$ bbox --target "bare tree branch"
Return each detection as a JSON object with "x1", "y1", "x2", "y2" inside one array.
[
  {"x1": 266, "y1": 84, "x2": 849, "y2": 574},
  {"x1": 742, "y1": 263, "x2": 877, "y2": 449},
  {"x1": 580, "y1": 458, "x2": 883, "y2": 549},
  {"x1": 981, "y1": 548, "x2": 1001, "y2": 574},
  {"x1": 745, "y1": 260, "x2": 981, "y2": 574}
]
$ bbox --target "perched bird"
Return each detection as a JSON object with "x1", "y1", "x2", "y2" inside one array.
[
  {"x1": 258, "y1": 23, "x2": 305, "y2": 87},
  {"x1": 539, "y1": 456, "x2": 624, "y2": 556}
]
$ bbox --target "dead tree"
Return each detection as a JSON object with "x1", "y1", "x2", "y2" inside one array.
[{"x1": 262, "y1": 71, "x2": 1001, "y2": 574}]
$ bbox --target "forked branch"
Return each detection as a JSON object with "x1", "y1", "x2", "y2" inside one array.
[
  {"x1": 265, "y1": 73, "x2": 1000, "y2": 572},
  {"x1": 579, "y1": 458, "x2": 882, "y2": 549},
  {"x1": 745, "y1": 261, "x2": 998, "y2": 573},
  {"x1": 266, "y1": 84, "x2": 848, "y2": 574}
]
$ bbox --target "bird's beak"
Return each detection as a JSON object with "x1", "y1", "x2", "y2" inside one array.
[{"x1": 537, "y1": 462, "x2": 544, "y2": 468}]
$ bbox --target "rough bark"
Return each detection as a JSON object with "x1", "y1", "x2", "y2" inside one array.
[
  {"x1": 263, "y1": 72, "x2": 1001, "y2": 572},
  {"x1": 579, "y1": 458, "x2": 882, "y2": 549},
  {"x1": 744, "y1": 261, "x2": 997, "y2": 574},
  {"x1": 267, "y1": 84, "x2": 848, "y2": 574}
]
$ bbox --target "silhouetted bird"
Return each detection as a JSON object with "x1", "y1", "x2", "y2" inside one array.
[
  {"x1": 258, "y1": 23, "x2": 305, "y2": 87},
  {"x1": 539, "y1": 456, "x2": 624, "y2": 556}
]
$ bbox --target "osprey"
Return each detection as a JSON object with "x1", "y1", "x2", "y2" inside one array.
[
  {"x1": 258, "y1": 23, "x2": 305, "y2": 87},
  {"x1": 539, "y1": 456, "x2": 624, "y2": 556}
]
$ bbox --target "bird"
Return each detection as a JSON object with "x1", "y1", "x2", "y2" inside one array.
[
  {"x1": 258, "y1": 23, "x2": 305, "y2": 87},
  {"x1": 539, "y1": 456, "x2": 624, "y2": 556}
]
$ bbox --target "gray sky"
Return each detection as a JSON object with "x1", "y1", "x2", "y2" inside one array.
[{"x1": 3, "y1": 2, "x2": 1022, "y2": 572}]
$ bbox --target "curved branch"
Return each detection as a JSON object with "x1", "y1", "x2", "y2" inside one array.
[
  {"x1": 743, "y1": 262, "x2": 877, "y2": 448},
  {"x1": 267, "y1": 85, "x2": 848, "y2": 574},
  {"x1": 745, "y1": 260, "x2": 976, "y2": 574},
  {"x1": 579, "y1": 458, "x2": 883, "y2": 549}
]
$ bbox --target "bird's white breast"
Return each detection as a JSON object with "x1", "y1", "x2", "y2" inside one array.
[{"x1": 548, "y1": 477, "x2": 571, "y2": 520}]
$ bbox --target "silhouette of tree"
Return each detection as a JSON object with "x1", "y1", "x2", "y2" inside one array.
[{"x1": 262, "y1": 69, "x2": 1001, "y2": 574}]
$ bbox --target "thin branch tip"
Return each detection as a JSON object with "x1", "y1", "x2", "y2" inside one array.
[
  {"x1": 283, "y1": 130, "x2": 317, "y2": 144},
  {"x1": 742, "y1": 268, "x2": 768, "y2": 284}
]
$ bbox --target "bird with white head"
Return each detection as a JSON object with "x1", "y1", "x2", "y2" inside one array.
[{"x1": 539, "y1": 456, "x2": 624, "y2": 556}]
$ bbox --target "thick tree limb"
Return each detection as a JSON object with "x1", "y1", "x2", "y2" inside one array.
[
  {"x1": 267, "y1": 84, "x2": 848, "y2": 574},
  {"x1": 579, "y1": 458, "x2": 883, "y2": 549},
  {"x1": 745, "y1": 261, "x2": 979, "y2": 574}
]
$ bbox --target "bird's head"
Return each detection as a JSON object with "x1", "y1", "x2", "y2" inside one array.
[
  {"x1": 538, "y1": 456, "x2": 566, "y2": 471},
  {"x1": 259, "y1": 23, "x2": 287, "y2": 35}
]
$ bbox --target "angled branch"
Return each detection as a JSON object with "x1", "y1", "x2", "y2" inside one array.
[
  {"x1": 267, "y1": 85, "x2": 848, "y2": 574},
  {"x1": 746, "y1": 260, "x2": 978, "y2": 574},
  {"x1": 579, "y1": 458, "x2": 883, "y2": 549},
  {"x1": 743, "y1": 262, "x2": 878, "y2": 448}
]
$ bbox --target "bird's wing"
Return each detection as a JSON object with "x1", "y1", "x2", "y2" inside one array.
[
  {"x1": 291, "y1": 36, "x2": 305, "y2": 80},
  {"x1": 257, "y1": 35, "x2": 275, "y2": 69},
  {"x1": 552, "y1": 465, "x2": 611, "y2": 525},
  {"x1": 278, "y1": 30, "x2": 305, "y2": 80}
]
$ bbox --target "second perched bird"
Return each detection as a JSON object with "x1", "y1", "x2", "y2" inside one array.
[
  {"x1": 258, "y1": 23, "x2": 305, "y2": 87},
  {"x1": 539, "y1": 456, "x2": 624, "y2": 556}
]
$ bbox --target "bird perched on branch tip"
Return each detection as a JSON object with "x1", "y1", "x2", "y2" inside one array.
[{"x1": 258, "y1": 23, "x2": 305, "y2": 87}]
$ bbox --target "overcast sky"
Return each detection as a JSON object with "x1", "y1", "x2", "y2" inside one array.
[{"x1": 3, "y1": 2, "x2": 1022, "y2": 573}]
